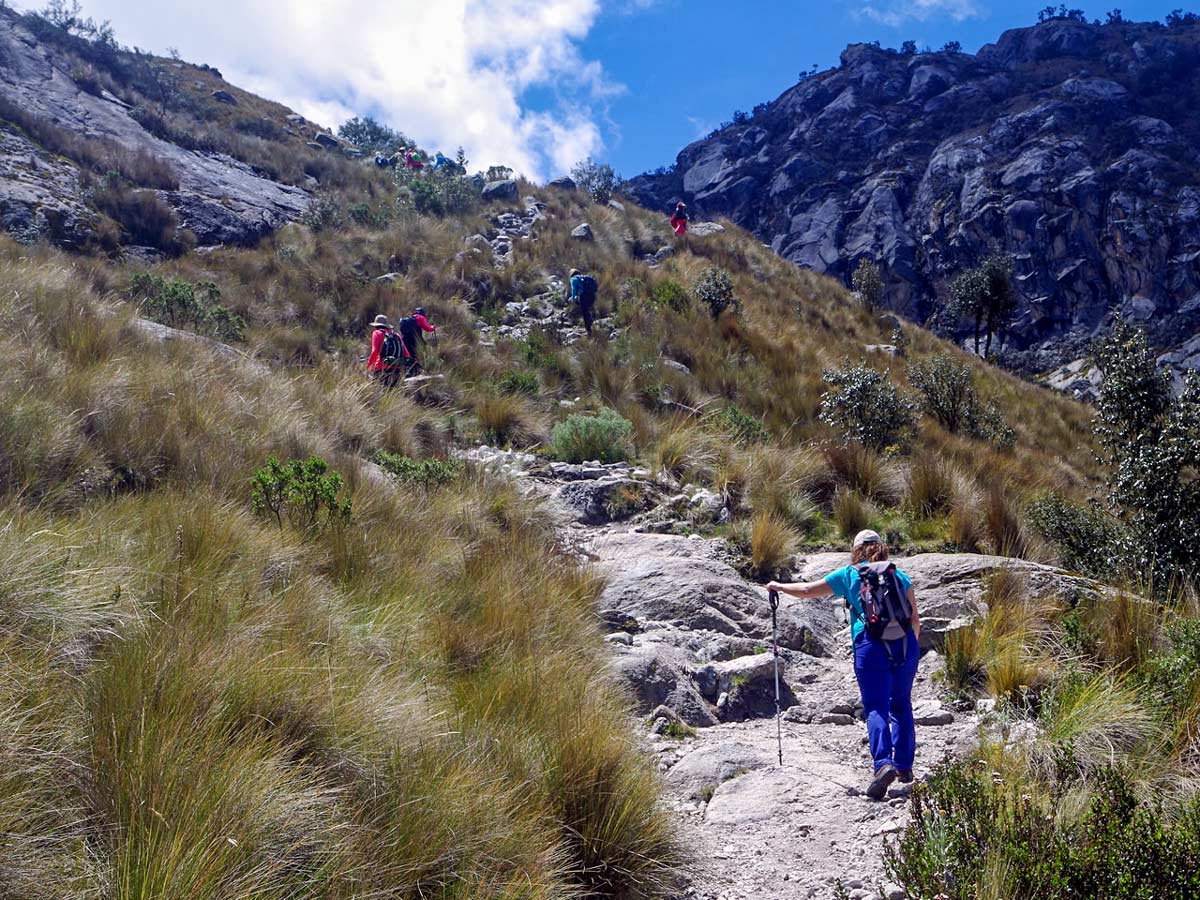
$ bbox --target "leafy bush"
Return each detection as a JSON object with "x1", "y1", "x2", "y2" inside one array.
[
  {"x1": 395, "y1": 168, "x2": 479, "y2": 217},
  {"x1": 347, "y1": 202, "x2": 392, "y2": 229},
  {"x1": 693, "y1": 266, "x2": 738, "y2": 318},
  {"x1": 129, "y1": 272, "x2": 245, "y2": 342},
  {"x1": 498, "y1": 370, "x2": 539, "y2": 395},
  {"x1": 887, "y1": 764, "x2": 1200, "y2": 900},
  {"x1": 715, "y1": 404, "x2": 769, "y2": 445},
  {"x1": 908, "y1": 354, "x2": 1015, "y2": 448},
  {"x1": 337, "y1": 115, "x2": 408, "y2": 153},
  {"x1": 851, "y1": 258, "x2": 884, "y2": 312},
  {"x1": 550, "y1": 409, "x2": 633, "y2": 464},
  {"x1": 650, "y1": 279, "x2": 690, "y2": 313},
  {"x1": 373, "y1": 452, "x2": 464, "y2": 489},
  {"x1": 1092, "y1": 320, "x2": 1200, "y2": 588},
  {"x1": 818, "y1": 362, "x2": 915, "y2": 450},
  {"x1": 570, "y1": 157, "x2": 619, "y2": 204},
  {"x1": 1028, "y1": 493, "x2": 1120, "y2": 578},
  {"x1": 300, "y1": 195, "x2": 343, "y2": 232},
  {"x1": 250, "y1": 455, "x2": 351, "y2": 536}
]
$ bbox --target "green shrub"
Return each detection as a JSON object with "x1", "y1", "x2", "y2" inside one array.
[
  {"x1": 250, "y1": 455, "x2": 351, "y2": 536},
  {"x1": 129, "y1": 272, "x2": 245, "y2": 342},
  {"x1": 1028, "y1": 493, "x2": 1120, "y2": 578},
  {"x1": 374, "y1": 452, "x2": 464, "y2": 489},
  {"x1": 650, "y1": 279, "x2": 690, "y2": 313},
  {"x1": 887, "y1": 764, "x2": 1200, "y2": 900},
  {"x1": 550, "y1": 409, "x2": 633, "y2": 464},
  {"x1": 1092, "y1": 320, "x2": 1200, "y2": 589},
  {"x1": 851, "y1": 258, "x2": 884, "y2": 313},
  {"x1": 347, "y1": 201, "x2": 392, "y2": 229},
  {"x1": 396, "y1": 167, "x2": 480, "y2": 217},
  {"x1": 693, "y1": 266, "x2": 738, "y2": 318},
  {"x1": 908, "y1": 354, "x2": 1015, "y2": 448},
  {"x1": 498, "y1": 370, "x2": 539, "y2": 395},
  {"x1": 818, "y1": 362, "x2": 915, "y2": 450},
  {"x1": 301, "y1": 195, "x2": 343, "y2": 232},
  {"x1": 570, "y1": 157, "x2": 619, "y2": 204},
  {"x1": 714, "y1": 404, "x2": 769, "y2": 445}
]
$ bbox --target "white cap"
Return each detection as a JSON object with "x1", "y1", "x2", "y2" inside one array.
[{"x1": 853, "y1": 529, "x2": 882, "y2": 548}]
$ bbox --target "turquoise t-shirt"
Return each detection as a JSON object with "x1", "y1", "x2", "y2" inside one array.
[{"x1": 824, "y1": 564, "x2": 913, "y2": 642}]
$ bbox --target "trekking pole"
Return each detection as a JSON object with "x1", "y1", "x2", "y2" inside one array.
[{"x1": 769, "y1": 588, "x2": 783, "y2": 766}]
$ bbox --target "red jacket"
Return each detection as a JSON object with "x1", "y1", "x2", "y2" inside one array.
[
  {"x1": 670, "y1": 210, "x2": 689, "y2": 234},
  {"x1": 412, "y1": 314, "x2": 436, "y2": 335},
  {"x1": 367, "y1": 328, "x2": 407, "y2": 372}
]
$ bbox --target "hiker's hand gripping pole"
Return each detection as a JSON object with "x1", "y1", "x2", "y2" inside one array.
[{"x1": 769, "y1": 588, "x2": 783, "y2": 766}]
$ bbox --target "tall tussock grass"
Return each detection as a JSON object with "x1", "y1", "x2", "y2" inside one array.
[{"x1": 0, "y1": 247, "x2": 680, "y2": 897}]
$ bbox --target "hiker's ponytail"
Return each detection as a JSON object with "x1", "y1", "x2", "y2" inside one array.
[{"x1": 851, "y1": 542, "x2": 889, "y2": 566}]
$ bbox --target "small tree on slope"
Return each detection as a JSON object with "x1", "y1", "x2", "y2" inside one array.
[{"x1": 1093, "y1": 320, "x2": 1200, "y2": 589}]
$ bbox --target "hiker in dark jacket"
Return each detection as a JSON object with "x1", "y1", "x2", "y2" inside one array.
[
  {"x1": 670, "y1": 201, "x2": 689, "y2": 236},
  {"x1": 767, "y1": 530, "x2": 922, "y2": 801},
  {"x1": 566, "y1": 268, "x2": 598, "y2": 334},
  {"x1": 398, "y1": 307, "x2": 436, "y2": 374},
  {"x1": 366, "y1": 314, "x2": 407, "y2": 387}
]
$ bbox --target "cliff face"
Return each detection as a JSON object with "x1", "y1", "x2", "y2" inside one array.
[
  {"x1": 625, "y1": 17, "x2": 1200, "y2": 370},
  {"x1": 0, "y1": 8, "x2": 314, "y2": 250}
]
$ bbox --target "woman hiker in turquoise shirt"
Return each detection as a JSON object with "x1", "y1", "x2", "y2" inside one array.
[{"x1": 768, "y1": 529, "x2": 922, "y2": 801}]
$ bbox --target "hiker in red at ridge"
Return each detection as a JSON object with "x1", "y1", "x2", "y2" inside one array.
[
  {"x1": 366, "y1": 314, "x2": 407, "y2": 387},
  {"x1": 405, "y1": 149, "x2": 424, "y2": 170},
  {"x1": 670, "y1": 201, "x2": 689, "y2": 236}
]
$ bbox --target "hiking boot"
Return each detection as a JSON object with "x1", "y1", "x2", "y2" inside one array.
[
  {"x1": 866, "y1": 764, "x2": 898, "y2": 801},
  {"x1": 897, "y1": 769, "x2": 914, "y2": 784}
]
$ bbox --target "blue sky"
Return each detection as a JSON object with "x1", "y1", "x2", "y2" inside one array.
[
  {"x1": 586, "y1": 1, "x2": 1185, "y2": 176},
  {"x1": 13, "y1": 1, "x2": 1188, "y2": 179}
]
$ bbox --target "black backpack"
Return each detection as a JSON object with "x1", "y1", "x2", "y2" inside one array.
[
  {"x1": 380, "y1": 330, "x2": 404, "y2": 364},
  {"x1": 857, "y1": 561, "x2": 913, "y2": 642},
  {"x1": 398, "y1": 316, "x2": 420, "y2": 346},
  {"x1": 577, "y1": 274, "x2": 599, "y2": 304}
]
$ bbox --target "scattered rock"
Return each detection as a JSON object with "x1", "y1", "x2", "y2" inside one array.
[
  {"x1": 817, "y1": 713, "x2": 857, "y2": 726},
  {"x1": 663, "y1": 358, "x2": 692, "y2": 375},
  {"x1": 482, "y1": 179, "x2": 520, "y2": 202},
  {"x1": 313, "y1": 132, "x2": 341, "y2": 150},
  {"x1": 608, "y1": 199, "x2": 625, "y2": 212},
  {"x1": 211, "y1": 89, "x2": 237, "y2": 105},
  {"x1": 548, "y1": 175, "x2": 577, "y2": 191},
  {"x1": 375, "y1": 272, "x2": 401, "y2": 283},
  {"x1": 664, "y1": 742, "x2": 774, "y2": 800},
  {"x1": 913, "y1": 701, "x2": 955, "y2": 726},
  {"x1": 571, "y1": 223, "x2": 594, "y2": 241},
  {"x1": 690, "y1": 221, "x2": 726, "y2": 237}
]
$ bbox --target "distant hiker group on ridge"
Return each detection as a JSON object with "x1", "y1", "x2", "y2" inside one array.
[{"x1": 366, "y1": 308, "x2": 436, "y2": 386}]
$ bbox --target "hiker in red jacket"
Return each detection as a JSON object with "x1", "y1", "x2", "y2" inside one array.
[
  {"x1": 366, "y1": 314, "x2": 407, "y2": 387},
  {"x1": 670, "y1": 201, "x2": 689, "y2": 236},
  {"x1": 398, "y1": 307, "x2": 437, "y2": 375}
]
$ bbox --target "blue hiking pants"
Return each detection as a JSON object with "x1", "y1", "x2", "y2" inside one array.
[{"x1": 853, "y1": 630, "x2": 920, "y2": 772}]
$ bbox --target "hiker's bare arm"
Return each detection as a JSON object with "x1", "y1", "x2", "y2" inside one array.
[
  {"x1": 766, "y1": 579, "x2": 833, "y2": 600},
  {"x1": 909, "y1": 587, "x2": 920, "y2": 639}
]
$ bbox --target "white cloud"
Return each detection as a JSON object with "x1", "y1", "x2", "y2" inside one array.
[
  {"x1": 15, "y1": 0, "x2": 627, "y2": 180},
  {"x1": 859, "y1": 0, "x2": 981, "y2": 27}
]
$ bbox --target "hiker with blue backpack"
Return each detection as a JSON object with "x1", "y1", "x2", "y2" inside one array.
[
  {"x1": 566, "y1": 268, "x2": 599, "y2": 335},
  {"x1": 767, "y1": 529, "x2": 921, "y2": 801}
]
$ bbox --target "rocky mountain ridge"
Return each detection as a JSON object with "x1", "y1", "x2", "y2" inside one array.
[
  {"x1": 0, "y1": 6, "x2": 315, "y2": 249},
  {"x1": 625, "y1": 15, "x2": 1200, "y2": 376}
]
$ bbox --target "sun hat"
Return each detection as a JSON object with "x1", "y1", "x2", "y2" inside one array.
[
  {"x1": 414, "y1": 307, "x2": 426, "y2": 316},
  {"x1": 371, "y1": 314, "x2": 391, "y2": 328},
  {"x1": 569, "y1": 268, "x2": 580, "y2": 277},
  {"x1": 853, "y1": 529, "x2": 882, "y2": 548}
]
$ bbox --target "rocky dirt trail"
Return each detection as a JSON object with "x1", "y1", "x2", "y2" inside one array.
[{"x1": 465, "y1": 447, "x2": 1101, "y2": 900}]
